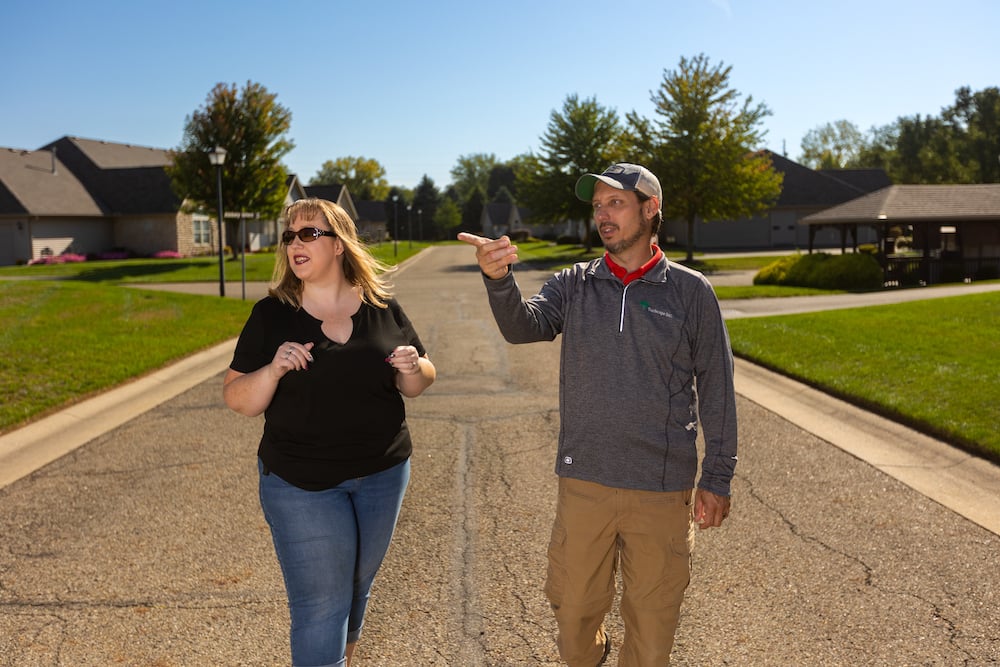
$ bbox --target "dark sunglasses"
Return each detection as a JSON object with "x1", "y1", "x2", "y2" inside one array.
[{"x1": 282, "y1": 227, "x2": 337, "y2": 244}]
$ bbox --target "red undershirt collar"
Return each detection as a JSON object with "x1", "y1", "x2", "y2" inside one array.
[{"x1": 604, "y1": 245, "x2": 663, "y2": 285}]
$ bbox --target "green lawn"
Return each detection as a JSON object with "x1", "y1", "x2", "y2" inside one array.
[
  {"x1": 0, "y1": 280, "x2": 254, "y2": 431},
  {"x1": 726, "y1": 292, "x2": 1000, "y2": 462},
  {"x1": 2, "y1": 243, "x2": 997, "y2": 464}
]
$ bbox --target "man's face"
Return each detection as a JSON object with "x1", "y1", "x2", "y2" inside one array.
[{"x1": 591, "y1": 181, "x2": 653, "y2": 256}]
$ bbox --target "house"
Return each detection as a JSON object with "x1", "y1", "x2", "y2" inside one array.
[
  {"x1": 302, "y1": 184, "x2": 358, "y2": 220},
  {"x1": 480, "y1": 201, "x2": 531, "y2": 238},
  {"x1": 0, "y1": 137, "x2": 203, "y2": 264},
  {"x1": 0, "y1": 132, "x2": 394, "y2": 267},
  {"x1": 661, "y1": 152, "x2": 891, "y2": 251},
  {"x1": 353, "y1": 200, "x2": 390, "y2": 242},
  {"x1": 299, "y1": 184, "x2": 387, "y2": 242},
  {"x1": 0, "y1": 136, "x2": 308, "y2": 266},
  {"x1": 801, "y1": 184, "x2": 1000, "y2": 285}
]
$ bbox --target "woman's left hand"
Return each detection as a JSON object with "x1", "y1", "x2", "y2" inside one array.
[{"x1": 385, "y1": 345, "x2": 422, "y2": 375}]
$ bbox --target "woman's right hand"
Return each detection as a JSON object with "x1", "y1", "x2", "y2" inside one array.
[{"x1": 271, "y1": 341, "x2": 315, "y2": 377}]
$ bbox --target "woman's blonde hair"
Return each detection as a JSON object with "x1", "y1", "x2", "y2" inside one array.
[{"x1": 269, "y1": 198, "x2": 395, "y2": 309}]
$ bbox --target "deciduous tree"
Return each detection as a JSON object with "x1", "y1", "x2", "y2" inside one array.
[
  {"x1": 518, "y1": 94, "x2": 624, "y2": 249},
  {"x1": 799, "y1": 120, "x2": 864, "y2": 169},
  {"x1": 450, "y1": 154, "x2": 500, "y2": 203},
  {"x1": 311, "y1": 156, "x2": 390, "y2": 200},
  {"x1": 628, "y1": 54, "x2": 782, "y2": 261},
  {"x1": 168, "y1": 81, "x2": 293, "y2": 258}
]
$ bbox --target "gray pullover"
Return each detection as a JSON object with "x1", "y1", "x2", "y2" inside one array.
[{"x1": 483, "y1": 255, "x2": 738, "y2": 496}]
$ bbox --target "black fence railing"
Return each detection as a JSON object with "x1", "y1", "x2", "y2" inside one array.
[{"x1": 883, "y1": 256, "x2": 1000, "y2": 287}]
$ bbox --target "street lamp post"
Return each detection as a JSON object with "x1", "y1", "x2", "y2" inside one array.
[
  {"x1": 392, "y1": 194, "x2": 399, "y2": 257},
  {"x1": 418, "y1": 208, "x2": 423, "y2": 242},
  {"x1": 407, "y1": 204, "x2": 412, "y2": 249},
  {"x1": 208, "y1": 146, "x2": 227, "y2": 297}
]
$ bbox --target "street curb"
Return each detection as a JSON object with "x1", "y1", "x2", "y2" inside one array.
[
  {"x1": 734, "y1": 358, "x2": 1000, "y2": 535},
  {"x1": 0, "y1": 338, "x2": 236, "y2": 489}
]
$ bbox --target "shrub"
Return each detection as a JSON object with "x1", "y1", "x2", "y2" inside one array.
[
  {"x1": 754, "y1": 252, "x2": 882, "y2": 291},
  {"x1": 754, "y1": 254, "x2": 800, "y2": 285},
  {"x1": 27, "y1": 252, "x2": 87, "y2": 265},
  {"x1": 152, "y1": 250, "x2": 183, "y2": 259}
]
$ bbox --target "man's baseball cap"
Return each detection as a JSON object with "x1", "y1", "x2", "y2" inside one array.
[{"x1": 575, "y1": 163, "x2": 662, "y2": 209}]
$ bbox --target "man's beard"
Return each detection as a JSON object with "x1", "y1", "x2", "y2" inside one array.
[{"x1": 603, "y1": 219, "x2": 652, "y2": 255}]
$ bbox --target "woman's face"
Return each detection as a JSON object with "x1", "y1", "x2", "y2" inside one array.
[{"x1": 284, "y1": 214, "x2": 341, "y2": 282}]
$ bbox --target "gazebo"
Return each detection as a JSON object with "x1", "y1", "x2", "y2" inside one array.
[{"x1": 800, "y1": 184, "x2": 1000, "y2": 285}]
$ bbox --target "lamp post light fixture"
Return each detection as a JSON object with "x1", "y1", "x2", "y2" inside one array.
[
  {"x1": 207, "y1": 146, "x2": 227, "y2": 297},
  {"x1": 392, "y1": 194, "x2": 399, "y2": 257}
]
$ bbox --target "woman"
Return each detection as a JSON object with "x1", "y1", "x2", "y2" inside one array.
[{"x1": 223, "y1": 198, "x2": 435, "y2": 666}]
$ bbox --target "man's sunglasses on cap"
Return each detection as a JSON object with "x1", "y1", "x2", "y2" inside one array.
[{"x1": 282, "y1": 227, "x2": 337, "y2": 244}]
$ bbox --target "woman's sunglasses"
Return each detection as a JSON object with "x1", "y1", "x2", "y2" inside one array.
[{"x1": 282, "y1": 227, "x2": 337, "y2": 244}]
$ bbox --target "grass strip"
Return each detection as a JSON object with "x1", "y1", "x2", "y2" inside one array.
[{"x1": 0, "y1": 281, "x2": 254, "y2": 433}]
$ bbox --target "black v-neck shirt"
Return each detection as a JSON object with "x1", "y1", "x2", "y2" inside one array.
[{"x1": 230, "y1": 296, "x2": 426, "y2": 490}]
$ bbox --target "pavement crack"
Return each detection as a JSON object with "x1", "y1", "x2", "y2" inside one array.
[{"x1": 741, "y1": 475, "x2": 875, "y2": 586}]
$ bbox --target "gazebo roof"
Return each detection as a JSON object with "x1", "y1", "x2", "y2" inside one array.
[{"x1": 801, "y1": 184, "x2": 1000, "y2": 225}]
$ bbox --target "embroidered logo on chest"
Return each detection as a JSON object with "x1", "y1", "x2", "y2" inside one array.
[{"x1": 639, "y1": 300, "x2": 675, "y2": 319}]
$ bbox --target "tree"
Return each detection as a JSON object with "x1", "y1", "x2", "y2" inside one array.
[
  {"x1": 450, "y1": 154, "x2": 500, "y2": 203},
  {"x1": 460, "y1": 188, "x2": 486, "y2": 233},
  {"x1": 892, "y1": 114, "x2": 970, "y2": 184},
  {"x1": 435, "y1": 197, "x2": 462, "y2": 239},
  {"x1": 486, "y1": 164, "x2": 517, "y2": 201},
  {"x1": 168, "y1": 81, "x2": 293, "y2": 258},
  {"x1": 310, "y1": 156, "x2": 390, "y2": 200},
  {"x1": 840, "y1": 86, "x2": 1000, "y2": 184},
  {"x1": 627, "y1": 54, "x2": 782, "y2": 261},
  {"x1": 518, "y1": 94, "x2": 624, "y2": 249},
  {"x1": 945, "y1": 86, "x2": 1000, "y2": 184},
  {"x1": 799, "y1": 120, "x2": 864, "y2": 169},
  {"x1": 411, "y1": 175, "x2": 440, "y2": 240}
]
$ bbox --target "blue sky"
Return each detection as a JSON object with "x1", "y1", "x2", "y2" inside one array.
[{"x1": 3, "y1": 0, "x2": 998, "y2": 190}]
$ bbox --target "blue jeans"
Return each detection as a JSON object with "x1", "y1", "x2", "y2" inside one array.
[{"x1": 259, "y1": 458, "x2": 410, "y2": 667}]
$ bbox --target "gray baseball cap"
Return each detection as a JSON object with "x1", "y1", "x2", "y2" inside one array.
[{"x1": 575, "y1": 163, "x2": 662, "y2": 209}]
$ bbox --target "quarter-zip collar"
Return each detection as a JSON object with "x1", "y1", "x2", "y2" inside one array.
[{"x1": 603, "y1": 245, "x2": 665, "y2": 285}]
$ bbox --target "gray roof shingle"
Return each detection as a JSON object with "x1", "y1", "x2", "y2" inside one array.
[
  {"x1": 0, "y1": 147, "x2": 103, "y2": 216},
  {"x1": 801, "y1": 184, "x2": 1000, "y2": 224}
]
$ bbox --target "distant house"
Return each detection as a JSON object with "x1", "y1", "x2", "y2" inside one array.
[
  {"x1": 660, "y1": 152, "x2": 891, "y2": 251},
  {"x1": 302, "y1": 184, "x2": 358, "y2": 220},
  {"x1": 353, "y1": 200, "x2": 390, "y2": 242},
  {"x1": 0, "y1": 137, "x2": 195, "y2": 265},
  {"x1": 0, "y1": 135, "x2": 292, "y2": 266},
  {"x1": 480, "y1": 201, "x2": 531, "y2": 238},
  {"x1": 301, "y1": 185, "x2": 391, "y2": 242},
  {"x1": 801, "y1": 184, "x2": 1000, "y2": 284}
]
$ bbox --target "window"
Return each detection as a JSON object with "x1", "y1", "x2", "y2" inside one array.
[{"x1": 193, "y1": 217, "x2": 211, "y2": 245}]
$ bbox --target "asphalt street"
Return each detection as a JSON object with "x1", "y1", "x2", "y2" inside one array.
[{"x1": 1, "y1": 246, "x2": 998, "y2": 666}]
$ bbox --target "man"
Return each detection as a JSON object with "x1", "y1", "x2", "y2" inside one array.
[{"x1": 458, "y1": 163, "x2": 737, "y2": 666}]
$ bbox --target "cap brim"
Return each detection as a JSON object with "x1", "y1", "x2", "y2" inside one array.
[{"x1": 575, "y1": 174, "x2": 627, "y2": 202}]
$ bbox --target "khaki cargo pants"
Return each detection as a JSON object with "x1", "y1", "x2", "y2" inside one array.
[{"x1": 544, "y1": 478, "x2": 695, "y2": 666}]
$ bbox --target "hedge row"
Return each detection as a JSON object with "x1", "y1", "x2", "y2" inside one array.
[{"x1": 754, "y1": 252, "x2": 883, "y2": 291}]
